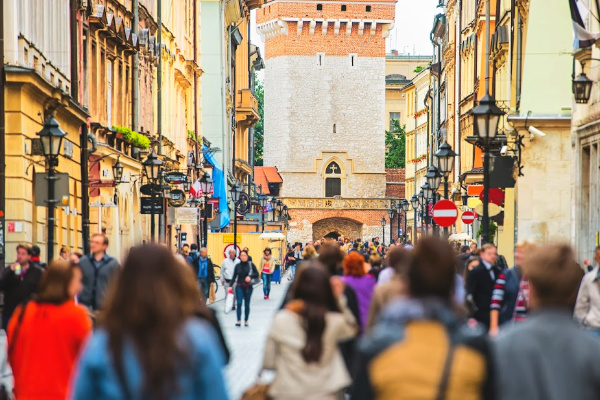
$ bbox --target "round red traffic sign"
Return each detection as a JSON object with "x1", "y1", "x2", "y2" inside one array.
[
  {"x1": 223, "y1": 244, "x2": 240, "y2": 258},
  {"x1": 461, "y1": 210, "x2": 476, "y2": 225},
  {"x1": 479, "y1": 188, "x2": 505, "y2": 205},
  {"x1": 432, "y1": 200, "x2": 459, "y2": 227}
]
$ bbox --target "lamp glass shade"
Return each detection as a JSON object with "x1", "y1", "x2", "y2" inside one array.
[
  {"x1": 462, "y1": 192, "x2": 469, "y2": 206},
  {"x1": 380, "y1": 217, "x2": 387, "y2": 226},
  {"x1": 277, "y1": 200, "x2": 284, "y2": 212},
  {"x1": 231, "y1": 184, "x2": 241, "y2": 202},
  {"x1": 37, "y1": 116, "x2": 67, "y2": 157},
  {"x1": 142, "y1": 152, "x2": 163, "y2": 181},
  {"x1": 402, "y1": 199, "x2": 410, "y2": 212},
  {"x1": 395, "y1": 201, "x2": 402, "y2": 211},
  {"x1": 472, "y1": 93, "x2": 505, "y2": 140},
  {"x1": 388, "y1": 208, "x2": 395, "y2": 219},
  {"x1": 425, "y1": 166, "x2": 442, "y2": 190},
  {"x1": 435, "y1": 142, "x2": 456, "y2": 175},
  {"x1": 418, "y1": 190, "x2": 425, "y2": 207},
  {"x1": 269, "y1": 197, "x2": 277, "y2": 207},
  {"x1": 410, "y1": 195, "x2": 419, "y2": 210},
  {"x1": 422, "y1": 182, "x2": 433, "y2": 200},
  {"x1": 183, "y1": 180, "x2": 191, "y2": 192},
  {"x1": 573, "y1": 72, "x2": 593, "y2": 104},
  {"x1": 200, "y1": 174, "x2": 213, "y2": 194},
  {"x1": 112, "y1": 161, "x2": 124, "y2": 183},
  {"x1": 259, "y1": 194, "x2": 268, "y2": 208}
]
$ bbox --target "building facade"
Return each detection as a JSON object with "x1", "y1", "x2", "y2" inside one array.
[{"x1": 258, "y1": 0, "x2": 396, "y2": 243}]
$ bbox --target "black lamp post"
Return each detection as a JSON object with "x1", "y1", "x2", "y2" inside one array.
[
  {"x1": 259, "y1": 194, "x2": 268, "y2": 232},
  {"x1": 410, "y1": 194, "x2": 419, "y2": 244},
  {"x1": 112, "y1": 158, "x2": 124, "y2": 205},
  {"x1": 37, "y1": 116, "x2": 67, "y2": 262},
  {"x1": 142, "y1": 152, "x2": 163, "y2": 243},
  {"x1": 426, "y1": 166, "x2": 442, "y2": 235},
  {"x1": 471, "y1": 93, "x2": 505, "y2": 244},
  {"x1": 418, "y1": 189, "x2": 426, "y2": 236},
  {"x1": 276, "y1": 200, "x2": 284, "y2": 222},
  {"x1": 395, "y1": 201, "x2": 402, "y2": 241},
  {"x1": 183, "y1": 179, "x2": 191, "y2": 193},
  {"x1": 269, "y1": 197, "x2": 277, "y2": 222},
  {"x1": 388, "y1": 207, "x2": 395, "y2": 245},
  {"x1": 380, "y1": 217, "x2": 386, "y2": 244},
  {"x1": 572, "y1": 59, "x2": 600, "y2": 104},
  {"x1": 199, "y1": 173, "x2": 214, "y2": 247},
  {"x1": 231, "y1": 183, "x2": 242, "y2": 250},
  {"x1": 435, "y1": 141, "x2": 456, "y2": 200},
  {"x1": 401, "y1": 199, "x2": 410, "y2": 242}
]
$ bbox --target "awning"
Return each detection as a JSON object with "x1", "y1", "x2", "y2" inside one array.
[{"x1": 259, "y1": 232, "x2": 286, "y2": 241}]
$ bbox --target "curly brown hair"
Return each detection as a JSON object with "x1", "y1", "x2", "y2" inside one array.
[{"x1": 343, "y1": 251, "x2": 366, "y2": 277}]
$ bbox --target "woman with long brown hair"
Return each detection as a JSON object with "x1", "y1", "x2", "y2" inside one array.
[
  {"x1": 262, "y1": 264, "x2": 358, "y2": 400},
  {"x1": 71, "y1": 244, "x2": 229, "y2": 400},
  {"x1": 8, "y1": 260, "x2": 90, "y2": 400}
]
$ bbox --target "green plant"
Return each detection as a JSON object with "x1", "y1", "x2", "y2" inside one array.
[
  {"x1": 476, "y1": 220, "x2": 498, "y2": 244},
  {"x1": 385, "y1": 119, "x2": 406, "y2": 168},
  {"x1": 187, "y1": 130, "x2": 196, "y2": 140},
  {"x1": 112, "y1": 125, "x2": 150, "y2": 150}
]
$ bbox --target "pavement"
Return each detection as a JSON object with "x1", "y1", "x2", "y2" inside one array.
[{"x1": 210, "y1": 274, "x2": 290, "y2": 400}]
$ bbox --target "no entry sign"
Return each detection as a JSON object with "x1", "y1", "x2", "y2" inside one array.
[
  {"x1": 461, "y1": 210, "x2": 476, "y2": 225},
  {"x1": 432, "y1": 200, "x2": 459, "y2": 227}
]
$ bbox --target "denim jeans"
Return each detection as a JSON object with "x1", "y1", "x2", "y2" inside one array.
[
  {"x1": 198, "y1": 277, "x2": 210, "y2": 302},
  {"x1": 235, "y1": 284, "x2": 253, "y2": 321},
  {"x1": 291, "y1": 264, "x2": 297, "y2": 279},
  {"x1": 262, "y1": 273, "x2": 272, "y2": 296}
]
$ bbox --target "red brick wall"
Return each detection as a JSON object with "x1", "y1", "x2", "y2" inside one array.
[
  {"x1": 289, "y1": 209, "x2": 388, "y2": 229},
  {"x1": 386, "y1": 168, "x2": 405, "y2": 199}
]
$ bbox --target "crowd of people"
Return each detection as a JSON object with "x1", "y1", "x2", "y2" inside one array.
[{"x1": 2, "y1": 232, "x2": 600, "y2": 399}]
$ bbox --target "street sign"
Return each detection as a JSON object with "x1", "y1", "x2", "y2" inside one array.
[
  {"x1": 467, "y1": 185, "x2": 483, "y2": 197},
  {"x1": 474, "y1": 202, "x2": 502, "y2": 217},
  {"x1": 175, "y1": 207, "x2": 198, "y2": 224},
  {"x1": 164, "y1": 172, "x2": 188, "y2": 184},
  {"x1": 140, "y1": 197, "x2": 164, "y2": 215},
  {"x1": 461, "y1": 210, "x2": 476, "y2": 225},
  {"x1": 168, "y1": 189, "x2": 186, "y2": 208},
  {"x1": 140, "y1": 184, "x2": 163, "y2": 196},
  {"x1": 432, "y1": 199, "x2": 459, "y2": 227},
  {"x1": 223, "y1": 243, "x2": 240, "y2": 258},
  {"x1": 478, "y1": 188, "x2": 505, "y2": 205}
]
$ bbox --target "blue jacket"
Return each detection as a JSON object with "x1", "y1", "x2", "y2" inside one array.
[{"x1": 71, "y1": 319, "x2": 230, "y2": 400}]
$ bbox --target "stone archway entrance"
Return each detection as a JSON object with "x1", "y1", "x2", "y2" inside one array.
[{"x1": 312, "y1": 218, "x2": 363, "y2": 241}]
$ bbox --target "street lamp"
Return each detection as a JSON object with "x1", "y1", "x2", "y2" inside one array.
[
  {"x1": 259, "y1": 194, "x2": 268, "y2": 232},
  {"x1": 395, "y1": 201, "x2": 402, "y2": 241},
  {"x1": 435, "y1": 141, "x2": 457, "y2": 199},
  {"x1": 388, "y1": 207, "x2": 395, "y2": 245},
  {"x1": 199, "y1": 173, "x2": 214, "y2": 247},
  {"x1": 573, "y1": 72, "x2": 593, "y2": 104},
  {"x1": 410, "y1": 194, "x2": 419, "y2": 244},
  {"x1": 276, "y1": 200, "x2": 284, "y2": 221},
  {"x1": 401, "y1": 199, "x2": 410, "y2": 242},
  {"x1": 143, "y1": 152, "x2": 164, "y2": 243},
  {"x1": 426, "y1": 166, "x2": 442, "y2": 192},
  {"x1": 472, "y1": 93, "x2": 505, "y2": 244},
  {"x1": 37, "y1": 115, "x2": 67, "y2": 262},
  {"x1": 112, "y1": 158, "x2": 124, "y2": 184},
  {"x1": 269, "y1": 197, "x2": 277, "y2": 222},
  {"x1": 231, "y1": 183, "x2": 242, "y2": 250},
  {"x1": 380, "y1": 217, "x2": 386, "y2": 245},
  {"x1": 183, "y1": 179, "x2": 191, "y2": 193}
]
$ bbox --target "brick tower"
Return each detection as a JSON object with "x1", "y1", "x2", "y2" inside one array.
[{"x1": 257, "y1": 0, "x2": 396, "y2": 244}]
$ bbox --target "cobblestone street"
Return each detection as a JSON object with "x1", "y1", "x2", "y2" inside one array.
[{"x1": 210, "y1": 275, "x2": 290, "y2": 400}]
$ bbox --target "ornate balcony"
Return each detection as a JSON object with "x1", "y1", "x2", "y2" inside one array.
[{"x1": 235, "y1": 89, "x2": 260, "y2": 127}]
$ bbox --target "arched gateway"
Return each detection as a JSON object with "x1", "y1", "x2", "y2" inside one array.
[{"x1": 312, "y1": 218, "x2": 363, "y2": 242}]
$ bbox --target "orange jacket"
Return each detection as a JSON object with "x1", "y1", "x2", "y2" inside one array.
[{"x1": 8, "y1": 301, "x2": 91, "y2": 400}]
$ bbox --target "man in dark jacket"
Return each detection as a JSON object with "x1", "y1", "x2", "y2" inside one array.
[
  {"x1": 78, "y1": 233, "x2": 120, "y2": 311},
  {"x1": 465, "y1": 243, "x2": 499, "y2": 329},
  {"x1": 188, "y1": 246, "x2": 215, "y2": 302},
  {"x1": 0, "y1": 244, "x2": 43, "y2": 328}
]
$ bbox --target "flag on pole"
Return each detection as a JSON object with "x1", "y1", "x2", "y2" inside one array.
[
  {"x1": 189, "y1": 179, "x2": 202, "y2": 199},
  {"x1": 570, "y1": 0, "x2": 600, "y2": 48}
]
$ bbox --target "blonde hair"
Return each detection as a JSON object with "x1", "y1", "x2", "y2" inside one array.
[
  {"x1": 303, "y1": 245, "x2": 317, "y2": 260},
  {"x1": 515, "y1": 240, "x2": 536, "y2": 252}
]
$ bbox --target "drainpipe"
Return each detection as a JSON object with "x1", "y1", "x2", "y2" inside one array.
[
  {"x1": 157, "y1": 0, "x2": 165, "y2": 242},
  {"x1": 0, "y1": 0, "x2": 6, "y2": 267},
  {"x1": 193, "y1": 0, "x2": 200, "y2": 246},
  {"x1": 132, "y1": 0, "x2": 139, "y2": 131},
  {"x1": 80, "y1": 123, "x2": 91, "y2": 254},
  {"x1": 455, "y1": 0, "x2": 461, "y2": 186},
  {"x1": 70, "y1": 0, "x2": 79, "y2": 102}
]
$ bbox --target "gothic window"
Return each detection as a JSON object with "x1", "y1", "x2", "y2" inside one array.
[
  {"x1": 326, "y1": 162, "x2": 341, "y2": 174},
  {"x1": 325, "y1": 178, "x2": 341, "y2": 197}
]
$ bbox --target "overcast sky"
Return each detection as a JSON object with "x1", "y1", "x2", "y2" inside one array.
[{"x1": 251, "y1": 0, "x2": 440, "y2": 57}]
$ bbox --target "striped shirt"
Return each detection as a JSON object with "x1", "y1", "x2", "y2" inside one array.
[{"x1": 491, "y1": 273, "x2": 529, "y2": 322}]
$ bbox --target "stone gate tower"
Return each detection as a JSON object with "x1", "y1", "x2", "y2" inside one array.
[{"x1": 257, "y1": 0, "x2": 396, "y2": 244}]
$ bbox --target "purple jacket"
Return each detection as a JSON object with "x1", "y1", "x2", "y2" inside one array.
[{"x1": 342, "y1": 275, "x2": 377, "y2": 332}]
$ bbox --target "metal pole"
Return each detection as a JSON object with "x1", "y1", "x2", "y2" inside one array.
[
  {"x1": 203, "y1": 196, "x2": 208, "y2": 247},
  {"x1": 444, "y1": 176, "x2": 449, "y2": 236},
  {"x1": 132, "y1": 0, "x2": 139, "y2": 132},
  {"x1": 150, "y1": 190, "x2": 155, "y2": 242},
  {"x1": 397, "y1": 209, "x2": 401, "y2": 241},
  {"x1": 414, "y1": 209, "x2": 418, "y2": 244},
  {"x1": 389, "y1": 217, "x2": 393, "y2": 246},
  {"x1": 157, "y1": 0, "x2": 164, "y2": 243},
  {"x1": 482, "y1": 144, "x2": 490, "y2": 243},
  {"x1": 47, "y1": 160, "x2": 56, "y2": 262},
  {"x1": 404, "y1": 212, "x2": 408, "y2": 242},
  {"x1": 261, "y1": 207, "x2": 265, "y2": 232},
  {"x1": 485, "y1": 0, "x2": 490, "y2": 95},
  {"x1": 382, "y1": 224, "x2": 385, "y2": 245},
  {"x1": 233, "y1": 201, "x2": 238, "y2": 249}
]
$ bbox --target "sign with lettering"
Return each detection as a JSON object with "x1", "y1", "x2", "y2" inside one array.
[{"x1": 140, "y1": 197, "x2": 164, "y2": 215}]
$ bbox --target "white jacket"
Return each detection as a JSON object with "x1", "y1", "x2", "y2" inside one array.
[{"x1": 262, "y1": 297, "x2": 357, "y2": 399}]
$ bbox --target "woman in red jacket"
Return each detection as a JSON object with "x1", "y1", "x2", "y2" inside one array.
[{"x1": 8, "y1": 260, "x2": 91, "y2": 400}]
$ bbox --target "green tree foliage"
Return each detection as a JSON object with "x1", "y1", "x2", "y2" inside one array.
[
  {"x1": 385, "y1": 119, "x2": 406, "y2": 169},
  {"x1": 254, "y1": 76, "x2": 264, "y2": 166}
]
